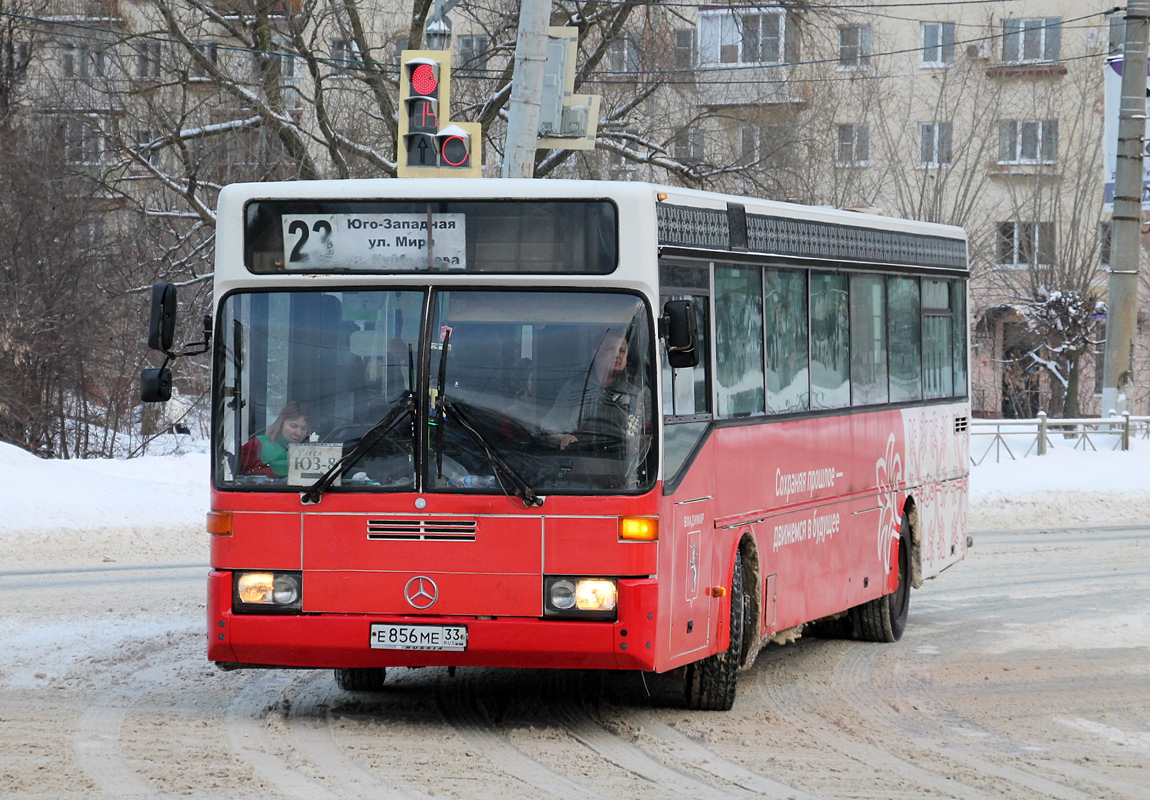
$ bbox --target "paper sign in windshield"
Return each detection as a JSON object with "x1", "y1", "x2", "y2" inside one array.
[{"x1": 281, "y1": 213, "x2": 466, "y2": 270}]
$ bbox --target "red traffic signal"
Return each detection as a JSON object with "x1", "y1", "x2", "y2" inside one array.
[
  {"x1": 403, "y1": 57, "x2": 441, "y2": 136},
  {"x1": 409, "y1": 63, "x2": 438, "y2": 96}
]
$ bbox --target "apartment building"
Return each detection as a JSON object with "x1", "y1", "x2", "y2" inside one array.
[{"x1": 7, "y1": 0, "x2": 1139, "y2": 418}]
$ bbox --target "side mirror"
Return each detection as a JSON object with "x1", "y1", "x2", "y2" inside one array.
[
  {"x1": 663, "y1": 299, "x2": 700, "y2": 369},
  {"x1": 147, "y1": 283, "x2": 177, "y2": 352},
  {"x1": 141, "y1": 367, "x2": 172, "y2": 403}
]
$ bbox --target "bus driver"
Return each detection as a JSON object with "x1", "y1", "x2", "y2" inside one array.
[{"x1": 543, "y1": 331, "x2": 646, "y2": 451}]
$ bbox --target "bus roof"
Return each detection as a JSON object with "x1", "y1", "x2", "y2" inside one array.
[{"x1": 217, "y1": 178, "x2": 967, "y2": 244}]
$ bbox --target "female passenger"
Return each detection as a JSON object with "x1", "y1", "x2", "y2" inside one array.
[{"x1": 240, "y1": 402, "x2": 309, "y2": 478}]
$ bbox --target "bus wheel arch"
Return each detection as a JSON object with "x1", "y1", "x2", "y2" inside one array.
[
  {"x1": 903, "y1": 497, "x2": 923, "y2": 590},
  {"x1": 736, "y1": 533, "x2": 760, "y2": 668}
]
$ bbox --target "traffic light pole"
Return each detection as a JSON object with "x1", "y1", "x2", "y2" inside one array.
[
  {"x1": 1103, "y1": 0, "x2": 1150, "y2": 416},
  {"x1": 501, "y1": 0, "x2": 550, "y2": 178}
]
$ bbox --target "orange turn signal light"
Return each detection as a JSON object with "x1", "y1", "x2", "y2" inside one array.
[
  {"x1": 619, "y1": 517, "x2": 658, "y2": 541},
  {"x1": 206, "y1": 511, "x2": 233, "y2": 536}
]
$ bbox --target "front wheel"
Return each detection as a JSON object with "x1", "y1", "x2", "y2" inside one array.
[
  {"x1": 684, "y1": 555, "x2": 745, "y2": 711},
  {"x1": 851, "y1": 525, "x2": 910, "y2": 643},
  {"x1": 334, "y1": 667, "x2": 388, "y2": 692}
]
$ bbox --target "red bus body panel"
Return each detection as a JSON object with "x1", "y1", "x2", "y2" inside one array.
[{"x1": 208, "y1": 405, "x2": 967, "y2": 674}]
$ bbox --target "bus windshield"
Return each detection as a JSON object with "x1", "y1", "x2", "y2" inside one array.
[{"x1": 214, "y1": 288, "x2": 656, "y2": 495}]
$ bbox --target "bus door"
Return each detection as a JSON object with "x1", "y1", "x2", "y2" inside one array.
[{"x1": 668, "y1": 496, "x2": 715, "y2": 659}]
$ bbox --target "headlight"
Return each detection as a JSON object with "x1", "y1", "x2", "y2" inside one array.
[
  {"x1": 544, "y1": 577, "x2": 617, "y2": 620},
  {"x1": 234, "y1": 571, "x2": 302, "y2": 613}
]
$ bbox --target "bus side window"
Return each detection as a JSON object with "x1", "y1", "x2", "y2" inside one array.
[{"x1": 661, "y1": 294, "x2": 710, "y2": 418}]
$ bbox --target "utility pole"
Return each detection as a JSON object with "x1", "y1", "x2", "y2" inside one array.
[
  {"x1": 1103, "y1": 1, "x2": 1150, "y2": 416},
  {"x1": 501, "y1": 0, "x2": 550, "y2": 178}
]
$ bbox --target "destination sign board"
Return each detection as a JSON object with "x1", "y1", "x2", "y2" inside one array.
[{"x1": 281, "y1": 213, "x2": 467, "y2": 270}]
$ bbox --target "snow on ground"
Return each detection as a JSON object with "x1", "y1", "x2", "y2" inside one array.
[
  {"x1": 1, "y1": 433, "x2": 1148, "y2": 567},
  {"x1": 0, "y1": 437, "x2": 210, "y2": 567},
  {"x1": 969, "y1": 434, "x2": 1150, "y2": 529}
]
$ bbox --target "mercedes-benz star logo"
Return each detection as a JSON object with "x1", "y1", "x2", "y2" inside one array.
[{"x1": 403, "y1": 576, "x2": 439, "y2": 609}]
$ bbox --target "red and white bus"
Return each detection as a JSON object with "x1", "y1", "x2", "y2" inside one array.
[{"x1": 148, "y1": 179, "x2": 969, "y2": 710}]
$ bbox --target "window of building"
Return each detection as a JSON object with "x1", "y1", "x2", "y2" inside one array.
[
  {"x1": 607, "y1": 37, "x2": 639, "y2": 74},
  {"x1": 135, "y1": 40, "x2": 162, "y2": 80},
  {"x1": 61, "y1": 44, "x2": 106, "y2": 79},
  {"x1": 838, "y1": 24, "x2": 871, "y2": 68},
  {"x1": 850, "y1": 274, "x2": 888, "y2": 405},
  {"x1": 998, "y1": 119, "x2": 1057, "y2": 164},
  {"x1": 673, "y1": 127, "x2": 705, "y2": 164},
  {"x1": 738, "y1": 124, "x2": 795, "y2": 168},
  {"x1": 190, "y1": 41, "x2": 219, "y2": 79},
  {"x1": 674, "y1": 29, "x2": 696, "y2": 69},
  {"x1": 698, "y1": 9, "x2": 786, "y2": 65},
  {"x1": 765, "y1": 268, "x2": 808, "y2": 413},
  {"x1": 1099, "y1": 220, "x2": 1111, "y2": 267},
  {"x1": 1002, "y1": 17, "x2": 1061, "y2": 63},
  {"x1": 738, "y1": 126, "x2": 759, "y2": 166},
  {"x1": 919, "y1": 121, "x2": 953, "y2": 167},
  {"x1": 760, "y1": 123, "x2": 795, "y2": 168},
  {"x1": 887, "y1": 277, "x2": 922, "y2": 402},
  {"x1": 609, "y1": 127, "x2": 640, "y2": 173},
  {"x1": 391, "y1": 36, "x2": 409, "y2": 61},
  {"x1": 836, "y1": 123, "x2": 869, "y2": 167},
  {"x1": 810, "y1": 272, "x2": 850, "y2": 409},
  {"x1": 58, "y1": 114, "x2": 112, "y2": 164},
  {"x1": 922, "y1": 21, "x2": 956, "y2": 65},
  {"x1": 6, "y1": 40, "x2": 30, "y2": 78},
  {"x1": 330, "y1": 38, "x2": 361, "y2": 74},
  {"x1": 997, "y1": 221, "x2": 1055, "y2": 268},
  {"x1": 457, "y1": 34, "x2": 489, "y2": 71}
]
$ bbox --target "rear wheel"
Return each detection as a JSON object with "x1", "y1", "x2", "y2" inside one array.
[
  {"x1": 334, "y1": 667, "x2": 388, "y2": 692},
  {"x1": 852, "y1": 523, "x2": 910, "y2": 643},
  {"x1": 684, "y1": 555, "x2": 745, "y2": 711}
]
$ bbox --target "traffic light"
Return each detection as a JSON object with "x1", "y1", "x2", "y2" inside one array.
[
  {"x1": 402, "y1": 56, "x2": 440, "y2": 168},
  {"x1": 397, "y1": 50, "x2": 481, "y2": 177},
  {"x1": 437, "y1": 124, "x2": 471, "y2": 169}
]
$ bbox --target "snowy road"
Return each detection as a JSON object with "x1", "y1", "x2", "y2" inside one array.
[{"x1": 1, "y1": 523, "x2": 1148, "y2": 799}]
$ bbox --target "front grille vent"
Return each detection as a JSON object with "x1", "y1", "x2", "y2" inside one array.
[
  {"x1": 954, "y1": 416, "x2": 969, "y2": 433},
  {"x1": 367, "y1": 518, "x2": 477, "y2": 542}
]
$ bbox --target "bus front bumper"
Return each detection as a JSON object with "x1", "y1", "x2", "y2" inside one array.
[{"x1": 207, "y1": 570, "x2": 659, "y2": 671}]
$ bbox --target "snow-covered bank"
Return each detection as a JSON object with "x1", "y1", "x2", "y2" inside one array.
[
  {"x1": 969, "y1": 440, "x2": 1150, "y2": 530},
  {"x1": 0, "y1": 441, "x2": 210, "y2": 567},
  {"x1": 2, "y1": 437, "x2": 1148, "y2": 567}
]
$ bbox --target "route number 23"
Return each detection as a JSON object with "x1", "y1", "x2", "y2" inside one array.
[{"x1": 286, "y1": 219, "x2": 333, "y2": 263}]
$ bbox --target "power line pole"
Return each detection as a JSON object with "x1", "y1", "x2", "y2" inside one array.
[
  {"x1": 1103, "y1": 0, "x2": 1150, "y2": 416},
  {"x1": 501, "y1": 0, "x2": 550, "y2": 178}
]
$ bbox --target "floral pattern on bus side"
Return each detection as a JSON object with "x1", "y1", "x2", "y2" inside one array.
[
  {"x1": 874, "y1": 432, "x2": 902, "y2": 575},
  {"x1": 902, "y1": 407, "x2": 968, "y2": 575}
]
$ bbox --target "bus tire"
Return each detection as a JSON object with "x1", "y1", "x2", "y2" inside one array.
[
  {"x1": 852, "y1": 526, "x2": 910, "y2": 643},
  {"x1": 334, "y1": 667, "x2": 388, "y2": 692},
  {"x1": 684, "y1": 555, "x2": 745, "y2": 711}
]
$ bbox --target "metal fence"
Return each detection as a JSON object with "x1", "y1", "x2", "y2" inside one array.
[{"x1": 970, "y1": 413, "x2": 1150, "y2": 465}]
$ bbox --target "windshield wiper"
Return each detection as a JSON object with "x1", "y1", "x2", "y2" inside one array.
[
  {"x1": 440, "y1": 398, "x2": 542, "y2": 508},
  {"x1": 433, "y1": 331, "x2": 541, "y2": 508},
  {"x1": 301, "y1": 391, "x2": 414, "y2": 504}
]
